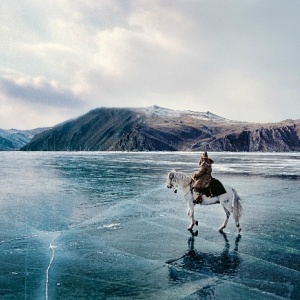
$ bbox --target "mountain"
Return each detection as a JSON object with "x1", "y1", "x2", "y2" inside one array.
[
  {"x1": 0, "y1": 128, "x2": 49, "y2": 151},
  {"x1": 20, "y1": 106, "x2": 300, "y2": 152}
]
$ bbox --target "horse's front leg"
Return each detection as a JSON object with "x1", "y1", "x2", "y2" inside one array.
[
  {"x1": 188, "y1": 210, "x2": 195, "y2": 231},
  {"x1": 187, "y1": 208, "x2": 191, "y2": 218},
  {"x1": 187, "y1": 202, "x2": 198, "y2": 231},
  {"x1": 218, "y1": 207, "x2": 230, "y2": 232}
]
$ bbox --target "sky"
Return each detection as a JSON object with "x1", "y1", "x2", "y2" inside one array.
[{"x1": 1, "y1": 0, "x2": 300, "y2": 129}]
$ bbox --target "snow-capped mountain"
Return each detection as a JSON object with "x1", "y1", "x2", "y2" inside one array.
[{"x1": 0, "y1": 128, "x2": 48, "y2": 150}]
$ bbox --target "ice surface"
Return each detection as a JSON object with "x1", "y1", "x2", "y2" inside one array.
[{"x1": 0, "y1": 152, "x2": 299, "y2": 299}]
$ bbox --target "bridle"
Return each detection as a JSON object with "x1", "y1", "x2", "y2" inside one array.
[
  {"x1": 168, "y1": 172, "x2": 194, "y2": 196},
  {"x1": 167, "y1": 172, "x2": 177, "y2": 193}
]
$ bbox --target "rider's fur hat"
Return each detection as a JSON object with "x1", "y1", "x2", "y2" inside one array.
[{"x1": 199, "y1": 152, "x2": 214, "y2": 165}]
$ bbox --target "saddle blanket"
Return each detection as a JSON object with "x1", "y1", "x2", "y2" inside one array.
[{"x1": 201, "y1": 178, "x2": 227, "y2": 197}]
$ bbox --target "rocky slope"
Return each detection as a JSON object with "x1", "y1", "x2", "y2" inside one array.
[{"x1": 20, "y1": 106, "x2": 300, "y2": 152}]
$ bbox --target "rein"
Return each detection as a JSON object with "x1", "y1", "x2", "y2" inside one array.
[{"x1": 183, "y1": 179, "x2": 194, "y2": 197}]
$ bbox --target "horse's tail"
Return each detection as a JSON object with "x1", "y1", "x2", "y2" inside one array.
[{"x1": 232, "y1": 188, "x2": 243, "y2": 222}]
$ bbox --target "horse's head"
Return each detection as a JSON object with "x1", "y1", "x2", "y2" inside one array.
[
  {"x1": 166, "y1": 172, "x2": 174, "y2": 189},
  {"x1": 167, "y1": 171, "x2": 177, "y2": 193}
]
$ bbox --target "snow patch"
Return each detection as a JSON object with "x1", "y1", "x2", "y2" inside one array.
[
  {"x1": 133, "y1": 105, "x2": 229, "y2": 122},
  {"x1": 101, "y1": 223, "x2": 121, "y2": 229}
]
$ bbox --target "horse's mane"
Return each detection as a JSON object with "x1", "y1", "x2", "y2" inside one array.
[{"x1": 173, "y1": 171, "x2": 192, "y2": 186}]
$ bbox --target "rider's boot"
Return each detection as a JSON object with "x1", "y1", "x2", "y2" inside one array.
[{"x1": 195, "y1": 194, "x2": 203, "y2": 204}]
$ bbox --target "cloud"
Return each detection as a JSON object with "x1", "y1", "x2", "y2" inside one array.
[
  {"x1": 1, "y1": 0, "x2": 300, "y2": 129},
  {"x1": 0, "y1": 70, "x2": 83, "y2": 108},
  {"x1": 0, "y1": 70, "x2": 87, "y2": 129}
]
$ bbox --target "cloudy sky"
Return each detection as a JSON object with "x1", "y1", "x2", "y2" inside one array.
[{"x1": 1, "y1": 0, "x2": 300, "y2": 129}]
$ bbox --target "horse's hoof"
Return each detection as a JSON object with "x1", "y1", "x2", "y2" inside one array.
[
  {"x1": 238, "y1": 227, "x2": 242, "y2": 233},
  {"x1": 195, "y1": 221, "x2": 198, "y2": 226}
]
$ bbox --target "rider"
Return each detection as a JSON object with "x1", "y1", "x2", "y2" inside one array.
[{"x1": 191, "y1": 152, "x2": 214, "y2": 204}]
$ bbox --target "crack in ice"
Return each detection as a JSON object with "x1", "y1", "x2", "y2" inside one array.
[{"x1": 45, "y1": 232, "x2": 61, "y2": 300}]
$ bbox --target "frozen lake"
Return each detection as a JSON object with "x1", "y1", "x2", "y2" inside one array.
[{"x1": 0, "y1": 152, "x2": 299, "y2": 299}]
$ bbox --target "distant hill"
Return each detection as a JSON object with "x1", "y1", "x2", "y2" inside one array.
[
  {"x1": 0, "y1": 128, "x2": 49, "y2": 151},
  {"x1": 20, "y1": 106, "x2": 300, "y2": 152}
]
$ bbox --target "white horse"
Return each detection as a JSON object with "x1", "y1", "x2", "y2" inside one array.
[{"x1": 166, "y1": 171, "x2": 243, "y2": 233}]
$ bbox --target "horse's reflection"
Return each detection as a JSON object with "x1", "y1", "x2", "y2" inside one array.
[{"x1": 167, "y1": 232, "x2": 242, "y2": 282}]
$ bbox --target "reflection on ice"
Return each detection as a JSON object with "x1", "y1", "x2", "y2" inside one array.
[{"x1": 167, "y1": 232, "x2": 242, "y2": 279}]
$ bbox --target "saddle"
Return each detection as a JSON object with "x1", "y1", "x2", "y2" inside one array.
[{"x1": 199, "y1": 178, "x2": 226, "y2": 197}]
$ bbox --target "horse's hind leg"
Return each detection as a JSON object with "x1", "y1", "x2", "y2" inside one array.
[
  {"x1": 235, "y1": 217, "x2": 242, "y2": 233},
  {"x1": 218, "y1": 207, "x2": 230, "y2": 232}
]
